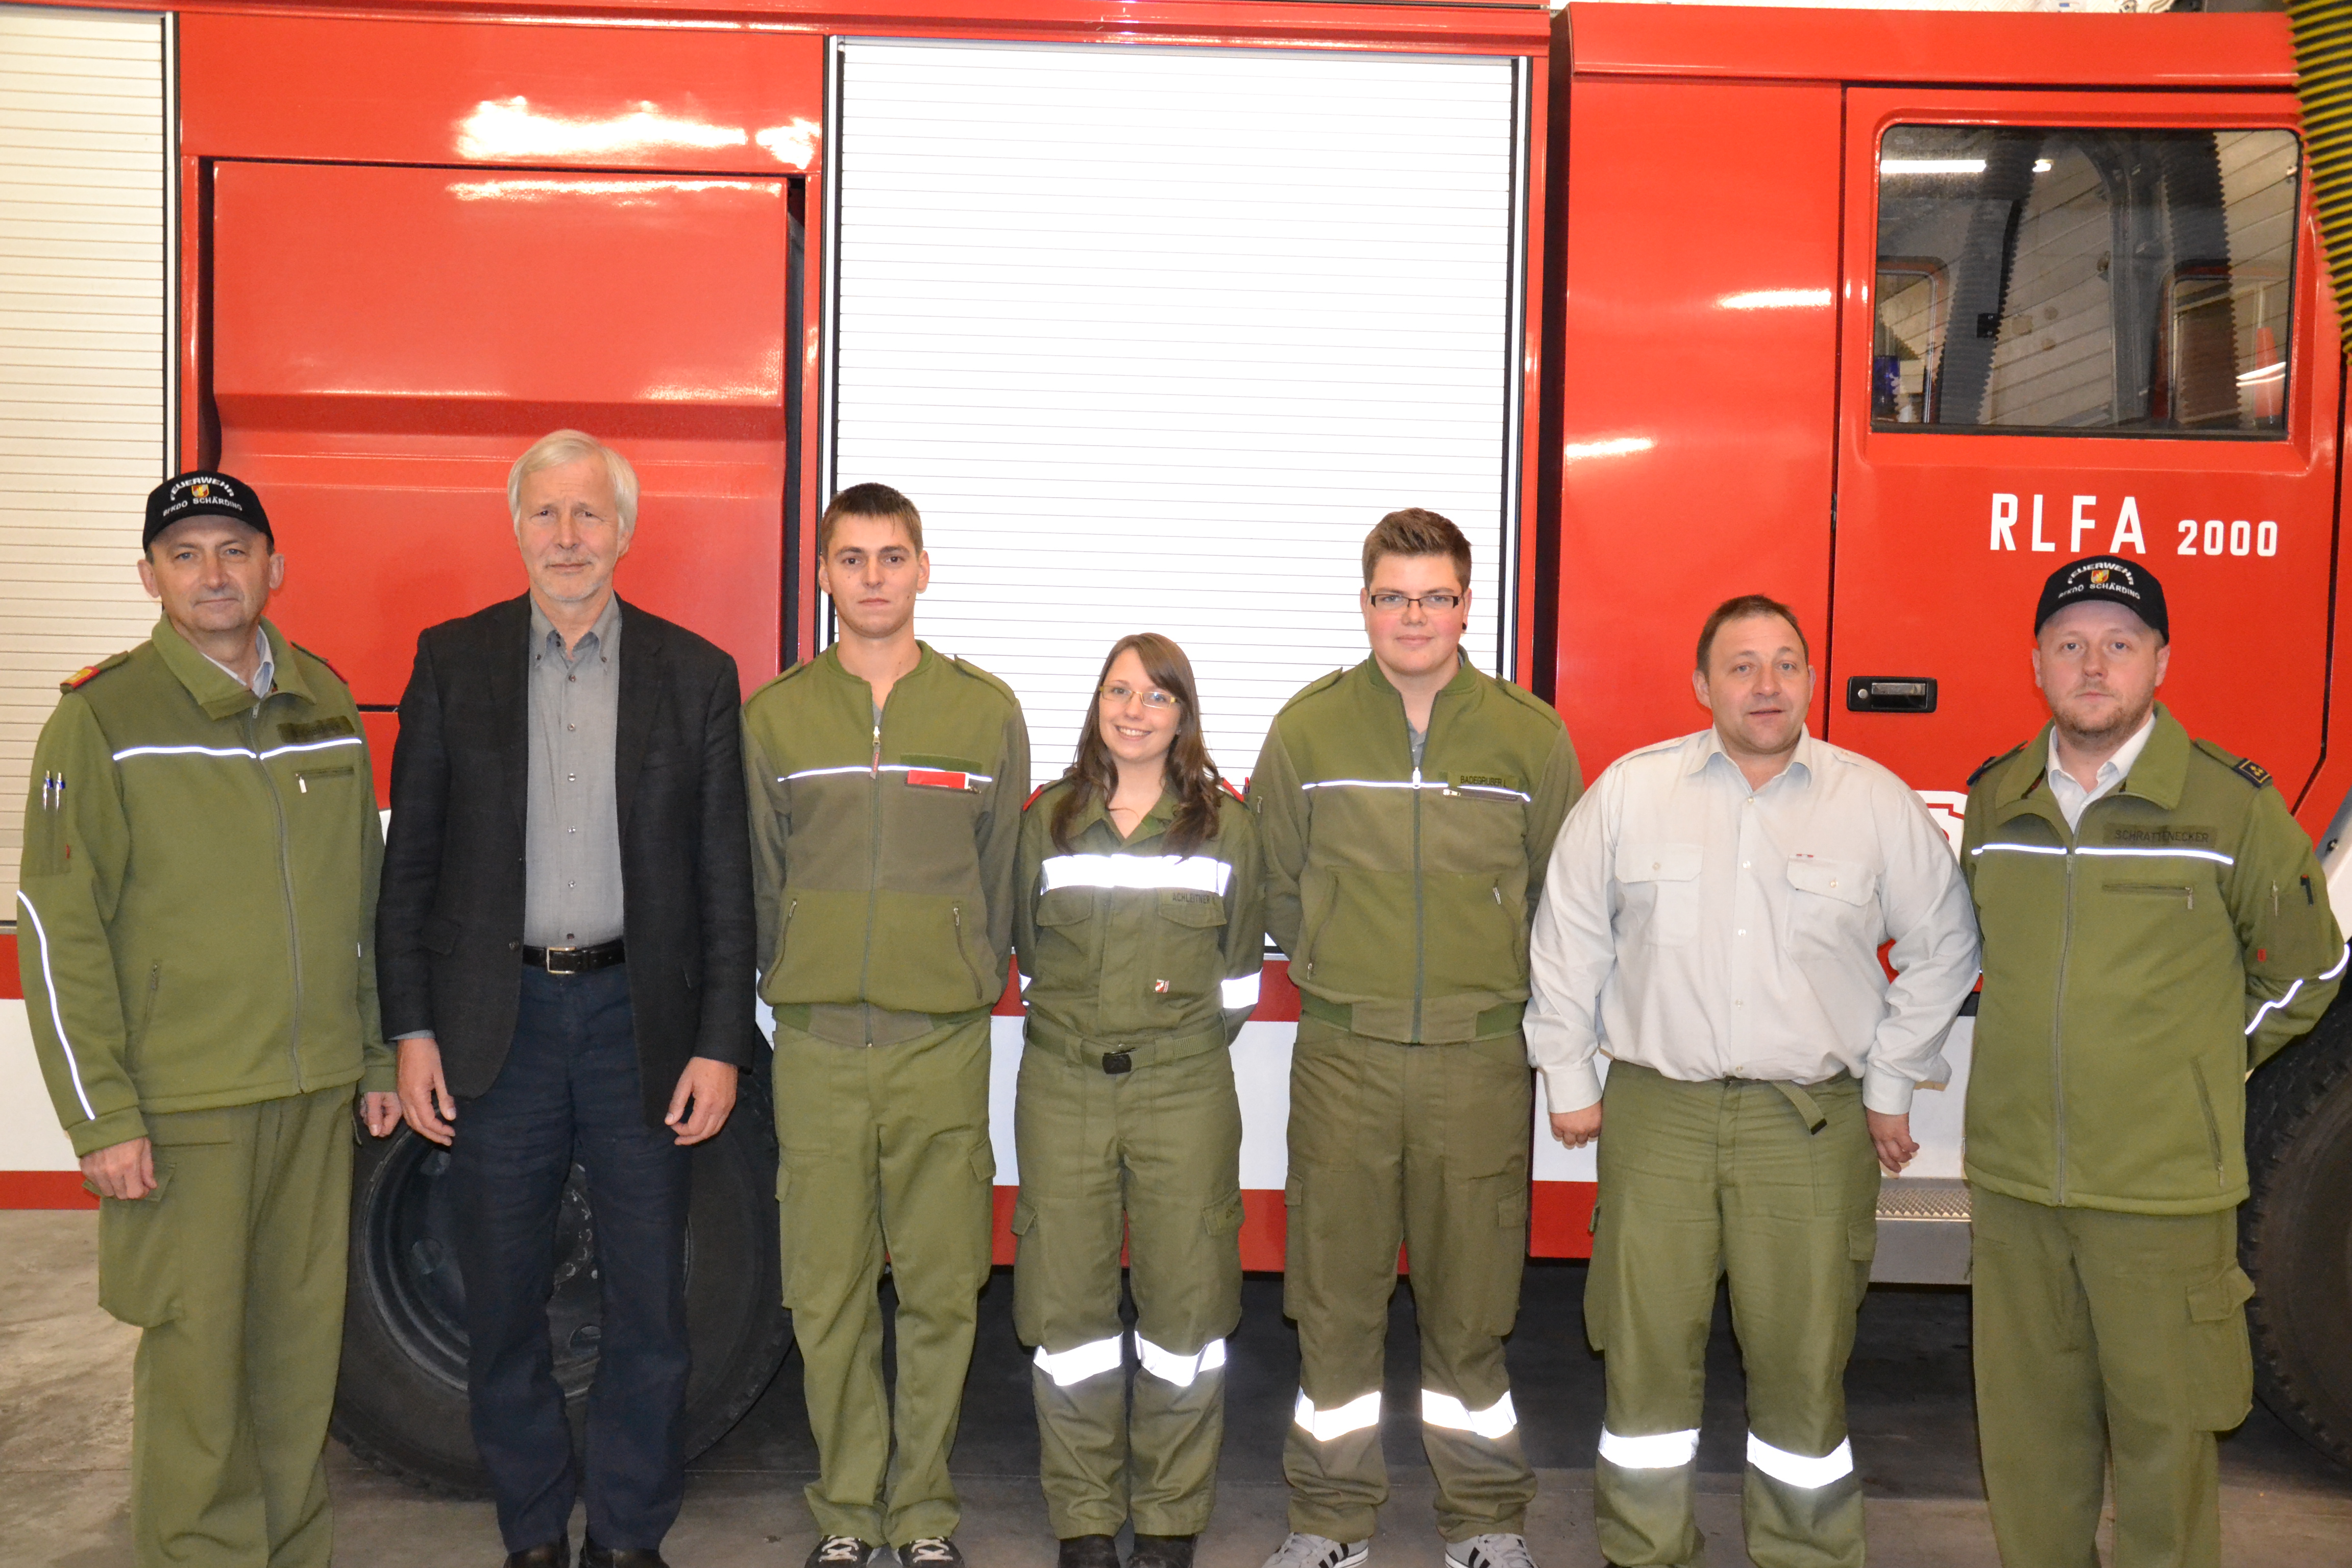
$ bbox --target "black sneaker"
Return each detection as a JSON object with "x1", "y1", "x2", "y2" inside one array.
[
  {"x1": 903, "y1": 1539, "x2": 966, "y2": 1568},
  {"x1": 1130, "y1": 1535, "x2": 1196, "y2": 1568},
  {"x1": 1058, "y1": 1537, "x2": 1120, "y2": 1568},
  {"x1": 807, "y1": 1538, "x2": 884, "y2": 1568}
]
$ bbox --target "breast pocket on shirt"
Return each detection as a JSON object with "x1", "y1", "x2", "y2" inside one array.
[
  {"x1": 1784, "y1": 857, "x2": 1880, "y2": 952},
  {"x1": 1615, "y1": 842, "x2": 1702, "y2": 947}
]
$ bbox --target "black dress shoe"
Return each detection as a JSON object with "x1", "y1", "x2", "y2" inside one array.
[
  {"x1": 580, "y1": 1540, "x2": 669, "y2": 1568},
  {"x1": 504, "y1": 1543, "x2": 569, "y2": 1568},
  {"x1": 1130, "y1": 1536, "x2": 1195, "y2": 1568},
  {"x1": 1058, "y1": 1536, "x2": 1121, "y2": 1568}
]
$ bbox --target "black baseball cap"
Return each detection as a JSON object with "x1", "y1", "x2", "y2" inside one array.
[
  {"x1": 2035, "y1": 555, "x2": 2167, "y2": 643},
  {"x1": 144, "y1": 471, "x2": 271, "y2": 551}
]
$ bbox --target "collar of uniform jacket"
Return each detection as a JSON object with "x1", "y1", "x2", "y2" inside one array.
[
  {"x1": 1684, "y1": 721, "x2": 1822, "y2": 788},
  {"x1": 1990, "y1": 705, "x2": 2191, "y2": 827},
  {"x1": 1360, "y1": 649, "x2": 1481, "y2": 717},
  {"x1": 152, "y1": 614, "x2": 314, "y2": 720},
  {"x1": 1060, "y1": 783, "x2": 1179, "y2": 844}
]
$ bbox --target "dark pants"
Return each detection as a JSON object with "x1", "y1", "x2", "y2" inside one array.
[{"x1": 450, "y1": 964, "x2": 693, "y2": 1552}]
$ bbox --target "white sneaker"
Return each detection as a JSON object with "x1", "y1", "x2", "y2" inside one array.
[
  {"x1": 1444, "y1": 1535, "x2": 1536, "y2": 1568},
  {"x1": 1261, "y1": 1534, "x2": 1369, "y2": 1568}
]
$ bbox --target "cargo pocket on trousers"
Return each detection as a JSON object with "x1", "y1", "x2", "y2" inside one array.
[
  {"x1": 97, "y1": 1166, "x2": 180, "y2": 1329},
  {"x1": 1848, "y1": 1211, "x2": 1879, "y2": 1305},
  {"x1": 2182, "y1": 1264, "x2": 2258, "y2": 1430},
  {"x1": 1463, "y1": 1170, "x2": 1530, "y2": 1335},
  {"x1": 1582, "y1": 1200, "x2": 1611, "y2": 1353},
  {"x1": 1281, "y1": 1175, "x2": 1307, "y2": 1318}
]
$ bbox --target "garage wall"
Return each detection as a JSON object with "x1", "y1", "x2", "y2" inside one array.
[
  {"x1": 0, "y1": 4, "x2": 172, "y2": 916},
  {"x1": 829, "y1": 40, "x2": 1526, "y2": 787}
]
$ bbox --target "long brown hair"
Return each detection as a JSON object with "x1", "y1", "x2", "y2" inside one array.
[{"x1": 1051, "y1": 633, "x2": 1225, "y2": 856}]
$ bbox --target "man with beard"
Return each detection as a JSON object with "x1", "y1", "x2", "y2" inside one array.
[{"x1": 1962, "y1": 556, "x2": 2343, "y2": 1568}]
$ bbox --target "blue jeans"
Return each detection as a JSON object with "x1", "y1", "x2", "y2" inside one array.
[{"x1": 450, "y1": 964, "x2": 692, "y2": 1551}]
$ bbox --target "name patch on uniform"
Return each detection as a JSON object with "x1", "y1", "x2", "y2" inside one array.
[
  {"x1": 1167, "y1": 890, "x2": 1218, "y2": 905},
  {"x1": 278, "y1": 715, "x2": 356, "y2": 745},
  {"x1": 2105, "y1": 825, "x2": 2214, "y2": 848},
  {"x1": 1452, "y1": 773, "x2": 1521, "y2": 791},
  {"x1": 906, "y1": 769, "x2": 975, "y2": 792}
]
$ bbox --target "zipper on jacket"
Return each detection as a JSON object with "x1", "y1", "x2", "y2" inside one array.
[
  {"x1": 2190, "y1": 1060, "x2": 2226, "y2": 1184},
  {"x1": 1411, "y1": 761, "x2": 1426, "y2": 1039},
  {"x1": 2105, "y1": 880, "x2": 2194, "y2": 910},
  {"x1": 133, "y1": 961, "x2": 160, "y2": 1064},
  {"x1": 953, "y1": 901, "x2": 988, "y2": 998},
  {"x1": 857, "y1": 703, "x2": 885, "y2": 1042},
  {"x1": 252, "y1": 700, "x2": 306, "y2": 1092},
  {"x1": 2050, "y1": 841, "x2": 2077, "y2": 1205}
]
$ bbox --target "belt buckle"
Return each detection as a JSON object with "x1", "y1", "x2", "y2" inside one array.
[
  {"x1": 543, "y1": 945, "x2": 584, "y2": 975},
  {"x1": 1101, "y1": 1050, "x2": 1133, "y2": 1076}
]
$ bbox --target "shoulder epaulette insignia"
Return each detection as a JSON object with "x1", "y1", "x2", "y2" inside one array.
[
  {"x1": 1219, "y1": 778, "x2": 1245, "y2": 802},
  {"x1": 1276, "y1": 669, "x2": 1348, "y2": 714},
  {"x1": 60, "y1": 651, "x2": 130, "y2": 692},
  {"x1": 1023, "y1": 782, "x2": 1050, "y2": 811},
  {"x1": 2194, "y1": 738, "x2": 2272, "y2": 789},
  {"x1": 1966, "y1": 745, "x2": 2023, "y2": 788},
  {"x1": 289, "y1": 641, "x2": 348, "y2": 689}
]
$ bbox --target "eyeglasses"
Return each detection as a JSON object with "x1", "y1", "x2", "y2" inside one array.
[
  {"x1": 1100, "y1": 682, "x2": 1180, "y2": 710},
  {"x1": 1368, "y1": 591, "x2": 1462, "y2": 613}
]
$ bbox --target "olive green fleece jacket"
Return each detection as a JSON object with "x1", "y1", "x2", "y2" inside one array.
[
  {"x1": 742, "y1": 642, "x2": 1029, "y2": 1037},
  {"x1": 1248, "y1": 656, "x2": 1583, "y2": 1044},
  {"x1": 1015, "y1": 780, "x2": 1265, "y2": 1051},
  {"x1": 16, "y1": 617, "x2": 390, "y2": 1157},
  {"x1": 1962, "y1": 706, "x2": 2344, "y2": 1214}
]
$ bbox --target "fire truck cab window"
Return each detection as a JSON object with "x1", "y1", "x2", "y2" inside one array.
[{"x1": 1872, "y1": 125, "x2": 2297, "y2": 436}]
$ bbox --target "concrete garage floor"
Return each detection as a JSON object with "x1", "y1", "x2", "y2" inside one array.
[{"x1": 5, "y1": 1212, "x2": 2348, "y2": 1566}]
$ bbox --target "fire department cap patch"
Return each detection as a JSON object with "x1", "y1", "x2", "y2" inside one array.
[
  {"x1": 2035, "y1": 555, "x2": 2167, "y2": 642},
  {"x1": 144, "y1": 470, "x2": 272, "y2": 551}
]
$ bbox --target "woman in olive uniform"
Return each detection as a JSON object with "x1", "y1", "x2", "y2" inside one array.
[{"x1": 1013, "y1": 633, "x2": 1266, "y2": 1568}]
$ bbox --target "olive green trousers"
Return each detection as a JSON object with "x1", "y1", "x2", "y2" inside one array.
[
  {"x1": 1585, "y1": 1064, "x2": 1878, "y2": 1568},
  {"x1": 1971, "y1": 1188, "x2": 2252, "y2": 1568},
  {"x1": 1012, "y1": 1038, "x2": 1244, "y2": 1539},
  {"x1": 97, "y1": 1085, "x2": 354, "y2": 1568},
  {"x1": 774, "y1": 1017, "x2": 997, "y2": 1546},
  {"x1": 1281, "y1": 1021, "x2": 1536, "y2": 1545}
]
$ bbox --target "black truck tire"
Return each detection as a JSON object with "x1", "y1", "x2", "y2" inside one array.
[
  {"x1": 331, "y1": 1086, "x2": 791, "y2": 1493},
  {"x1": 2244, "y1": 996, "x2": 2352, "y2": 1468}
]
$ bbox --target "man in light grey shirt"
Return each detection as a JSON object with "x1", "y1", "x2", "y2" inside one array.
[
  {"x1": 1527, "y1": 593, "x2": 1978, "y2": 1568},
  {"x1": 526, "y1": 594, "x2": 626, "y2": 947}
]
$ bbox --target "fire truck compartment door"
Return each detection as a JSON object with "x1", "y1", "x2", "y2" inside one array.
[
  {"x1": 209, "y1": 161, "x2": 794, "y2": 701},
  {"x1": 1829, "y1": 87, "x2": 2339, "y2": 807}
]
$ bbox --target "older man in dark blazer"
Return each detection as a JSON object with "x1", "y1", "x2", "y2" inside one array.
[{"x1": 377, "y1": 429, "x2": 758, "y2": 1568}]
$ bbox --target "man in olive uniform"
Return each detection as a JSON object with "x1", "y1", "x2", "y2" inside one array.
[
  {"x1": 1250, "y1": 508, "x2": 1583, "y2": 1568},
  {"x1": 743, "y1": 483, "x2": 1029, "y2": 1568},
  {"x1": 16, "y1": 472, "x2": 397, "y2": 1568},
  {"x1": 1964, "y1": 556, "x2": 2343, "y2": 1568},
  {"x1": 1527, "y1": 595, "x2": 1980, "y2": 1568}
]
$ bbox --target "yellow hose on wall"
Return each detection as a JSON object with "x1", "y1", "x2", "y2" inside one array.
[{"x1": 2294, "y1": 0, "x2": 2352, "y2": 353}]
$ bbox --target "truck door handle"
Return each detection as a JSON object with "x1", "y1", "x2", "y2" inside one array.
[{"x1": 1846, "y1": 677, "x2": 1938, "y2": 714}]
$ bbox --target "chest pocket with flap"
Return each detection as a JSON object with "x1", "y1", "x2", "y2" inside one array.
[
  {"x1": 1784, "y1": 856, "x2": 1879, "y2": 948},
  {"x1": 1616, "y1": 842, "x2": 1702, "y2": 947}
]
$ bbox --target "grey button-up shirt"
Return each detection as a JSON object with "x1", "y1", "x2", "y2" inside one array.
[{"x1": 525, "y1": 595, "x2": 626, "y2": 947}]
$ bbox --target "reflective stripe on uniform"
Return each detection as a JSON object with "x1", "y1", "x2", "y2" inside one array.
[
  {"x1": 1970, "y1": 841, "x2": 2237, "y2": 868},
  {"x1": 1033, "y1": 1334, "x2": 1124, "y2": 1387},
  {"x1": 1746, "y1": 1433, "x2": 1853, "y2": 1488},
  {"x1": 1294, "y1": 1389, "x2": 1382, "y2": 1442},
  {"x1": 781, "y1": 763, "x2": 996, "y2": 785},
  {"x1": 1040, "y1": 853, "x2": 1231, "y2": 896},
  {"x1": 1596, "y1": 1426, "x2": 1699, "y2": 1469},
  {"x1": 14, "y1": 891, "x2": 95, "y2": 1119},
  {"x1": 112, "y1": 736, "x2": 364, "y2": 765},
  {"x1": 2246, "y1": 940, "x2": 2352, "y2": 1036},
  {"x1": 1221, "y1": 971, "x2": 1261, "y2": 1009},
  {"x1": 1298, "y1": 777, "x2": 1531, "y2": 803},
  {"x1": 1135, "y1": 1334, "x2": 1227, "y2": 1387},
  {"x1": 1422, "y1": 1389, "x2": 1516, "y2": 1440}
]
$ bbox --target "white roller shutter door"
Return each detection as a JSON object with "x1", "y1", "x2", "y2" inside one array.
[
  {"x1": 828, "y1": 40, "x2": 1525, "y2": 787},
  {"x1": 0, "y1": 4, "x2": 172, "y2": 911}
]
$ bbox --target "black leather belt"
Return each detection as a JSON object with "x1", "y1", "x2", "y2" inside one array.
[{"x1": 521, "y1": 938, "x2": 626, "y2": 975}]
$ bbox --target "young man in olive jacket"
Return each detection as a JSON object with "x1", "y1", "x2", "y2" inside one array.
[
  {"x1": 1963, "y1": 556, "x2": 2344, "y2": 1568},
  {"x1": 17, "y1": 472, "x2": 396, "y2": 1568},
  {"x1": 1249, "y1": 509, "x2": 1582, "y2": 1568},
  {"x1": 742, "y1": 483, "x2": 1030, "y2": 1568}
]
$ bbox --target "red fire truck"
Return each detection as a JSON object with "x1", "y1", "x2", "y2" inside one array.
[{"x1": 1, "y1": 0, "x2": 2345, "y2": 1493}]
